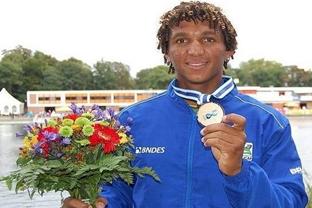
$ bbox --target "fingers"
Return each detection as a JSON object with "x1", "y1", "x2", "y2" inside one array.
[
  {"x1": 222, "y1": 113, "x2": 246, "y2": 130},
  {"x1": 62, "y1": 197, "x2": 90, "y2": 208},
  {"x1": 96, "y1": 197, "x2": 108, "y2": 208},
  {"x1": 62, "y1": 197, "x2": 108, "y2": 208},
  {"x1": 200, "y1": 113, "x2": 246, "y2": 135},
  {"x1": 201, "y1": 133, "x2": 232, "y2": 147}
]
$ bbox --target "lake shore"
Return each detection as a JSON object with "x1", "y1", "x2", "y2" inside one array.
[{"x1": 0, "y1": 117, "x2": 32, "y2": 124}]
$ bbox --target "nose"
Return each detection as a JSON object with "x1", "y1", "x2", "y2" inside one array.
[{"x1": 187, "y1": 40, "x2": 204, "y2": 56}]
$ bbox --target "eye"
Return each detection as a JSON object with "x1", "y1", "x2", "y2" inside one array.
[
  {"x1": 203, "y1": 37, "x2": 216, "y2": 43},
  {"x1": 176, "y1": 38, "x2": 187, "y2": 44}
]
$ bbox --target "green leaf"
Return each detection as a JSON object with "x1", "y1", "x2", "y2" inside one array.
[
  {"x1": 133, "y1": 167, "x2": 161, "y2": 182},
  {"x1": 45, "y1": 160, "x2": 62, "y2": 168}
]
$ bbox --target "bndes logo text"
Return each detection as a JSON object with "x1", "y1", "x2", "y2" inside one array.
[{"x1": 135, "y1": 147, "x2": 165, "y2": 154}]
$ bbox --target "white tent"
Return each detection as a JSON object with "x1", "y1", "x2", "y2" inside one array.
[{"x1": 0, "y1": 88, "x2": 24, "y2": 115}]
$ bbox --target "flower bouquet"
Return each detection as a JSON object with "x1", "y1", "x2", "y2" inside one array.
[{"x1": 0, "y1": 103, "x2": 159, "y2": 206}]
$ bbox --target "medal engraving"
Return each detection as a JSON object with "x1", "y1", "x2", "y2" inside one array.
[{"x1": 197, "y1": 103, "x2": 224, "y2": 126}]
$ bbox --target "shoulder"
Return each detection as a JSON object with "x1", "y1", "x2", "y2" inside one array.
[
  {"x1": 231, "y1": 93, "x2": 289, "y2": 129},
  {"x1": 118, "y1": 91, "x2": 168, "y2": 122}
]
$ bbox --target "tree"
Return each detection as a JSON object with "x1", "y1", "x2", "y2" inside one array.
[
  {"x1": 57, "y1": 58, "x2": 93, "y2": 90},
  {"x1": 1, "y1": 45, "x2": 32, "y2": 66},
  {"x1": 0, "y1": 46, "x2": 32, "y2": 101},
  {"x1": 0, "y1": 61, "x2": 23, "y2": 98},
  {"x1": 31, "y1": 51, "x2": 62, "y2": 90},
  {"x1": 284, "y1": 65, "x2": 312, "y2": 87},
  {"x1": 41, "y1": 66, "x2": 64, "y2": 90},
  {"x1": 93, "y1": 60, "x2": 134, "y2": 90},
  {"x1": 135, "y1": 65, "x2": 174, "y2": 89},
  {"x1": 236, "y1": 59, "x2": 286, "y2": 87}
]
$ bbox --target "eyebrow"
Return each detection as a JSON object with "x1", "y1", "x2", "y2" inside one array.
[
  {"x1": 170, "y1": 32, "x2": 188, "y2": 40},
  {"x1": 202, "y1": 31, "x2": 218, "y2": 36},
  {"x1": 171, "y1": 30, "x2": 218, "y2": 40}
]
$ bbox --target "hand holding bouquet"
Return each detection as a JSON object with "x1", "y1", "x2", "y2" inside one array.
[{"x1": 0, "y1": 103, "x2": 159, "y2": 207}]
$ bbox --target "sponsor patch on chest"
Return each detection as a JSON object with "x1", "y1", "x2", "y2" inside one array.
[
  {"x1": 242, "y1": 142, "x2": 253, "y2": 161},
  {"x1": 135, "y1": 146, "x2": 166, "y2": 154}
]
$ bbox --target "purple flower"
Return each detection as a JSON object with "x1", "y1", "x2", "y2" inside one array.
[
  {"x1": 91, "y1": 104, "x2": 100, "y2": 111},
  {"x1": 42, "y1": 131, "x2": 59, "y2": 141},
  {"x1": 103, "y1": 108, "x2": 117, "y2": 120},
  {"x1": 79, "y1": 105, "x2": 86, "y2": 113},
  {"x1": 69, "y1": 103, "x2": 79, "y2": 114},
  {"x1": 23, "y1": 124, "x2": 33, "y2": 133},
  {"x1": 62, "y1": 138, "x2": 71, "y2": 145},
  {"x1": 69, "y1": 103, "x2": 84, "y2": 115},
  {"x1": 114, "y1": 120, "x2": 121, "y2": 128},
  {"x1": 33, "y1": 143, "x2": 43, "y2": 155},
  {"x1": 107, "y1": 108, "x2": 116, "y2": 118},
  {"x1": 16, "y1": 132, "x2": 25, "y2": 137},
  {"x1": 92, "y1": 107, "x2": 106, "y2": 121}
]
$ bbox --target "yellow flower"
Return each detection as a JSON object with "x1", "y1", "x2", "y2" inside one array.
[
  {"x1": 23, "y1": 135, "x2": 38, "y2": 150},
  {"x1": 23, "y1": 137, "x2": 31, "y2": 149},
  {"x1": 71, "y1": 124, "x2": 81, "y2": 131},
  {"x1": 118, "y1": 132, "x2": 129, "y2": 144},
  {"x1": 31, "y1": 135, "x2": 38, "y2": 146}
]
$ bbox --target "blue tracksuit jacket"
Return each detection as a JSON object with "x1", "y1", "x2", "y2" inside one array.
[{"x1": 101, "y1": 78, "x2": 308, "y2": 207}]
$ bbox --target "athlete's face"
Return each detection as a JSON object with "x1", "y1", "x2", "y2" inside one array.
[{"x1": 166, "y1": 20, "x2": 234, "y2": 92}]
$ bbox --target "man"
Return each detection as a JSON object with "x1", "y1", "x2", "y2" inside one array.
[{"x1": 65, "y1": 1, "x2": 308, "y2": 207}]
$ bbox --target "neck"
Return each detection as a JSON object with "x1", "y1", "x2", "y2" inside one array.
[
  {"x1": 185, "y1": 99, "x2": 200, "y2": 108},
  {"x1": 177, "y1": 76, "x2": 223, "y2": 94}
]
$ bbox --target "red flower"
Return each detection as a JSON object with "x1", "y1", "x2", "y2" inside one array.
[
  {"x1": 89, "y1": 124, "x2": 120, "y2": 153},
  {"x1": 64, "y1": 114, "x2": 79, "y2": 121},
  {"x1": 37, "y1": 126, "x2": 59, "y2": 157}
]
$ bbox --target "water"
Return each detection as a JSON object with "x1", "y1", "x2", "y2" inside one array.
[
  {"x1": 289, "y1": 117, "x2": 312, "y2": 183},
  {"x1": 0, "y1": 124, "x2": 68, "y2": 208},
  {"x1": 0, "y1": 117, "x2": 311, "y2": 207}
]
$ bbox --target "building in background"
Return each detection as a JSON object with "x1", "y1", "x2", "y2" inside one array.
[
  {"x1": 27, "y1": 87, "x2": 312, "y2": 116},
  {"x1": 27, "y1": 90, "x2": 163, "y2": 113}
]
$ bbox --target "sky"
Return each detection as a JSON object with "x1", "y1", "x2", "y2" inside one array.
[{"x1": 0, "y1": 0, "x2": 311, "y2": 77}]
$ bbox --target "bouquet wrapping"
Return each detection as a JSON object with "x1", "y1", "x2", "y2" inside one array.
[{"x1": 0, "y1": 103, "x2": 159, "y2": 206}]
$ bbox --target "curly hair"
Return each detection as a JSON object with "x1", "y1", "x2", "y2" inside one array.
[{"x1": 157, "y1": 1, "x2": 237, "y2": 73}]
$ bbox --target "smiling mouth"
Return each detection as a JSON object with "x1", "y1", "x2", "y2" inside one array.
[{"x1": 186, "y1": 62, "x2": 207, "y2": 69}]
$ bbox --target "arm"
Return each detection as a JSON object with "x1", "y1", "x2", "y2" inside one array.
[{"x1": 223, "y1": 123, "x2": 308, "y2": 207}]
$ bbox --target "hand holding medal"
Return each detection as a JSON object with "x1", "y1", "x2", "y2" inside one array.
[{"x1": 199, "y1": 104, "x2": 247, "y2": 176}]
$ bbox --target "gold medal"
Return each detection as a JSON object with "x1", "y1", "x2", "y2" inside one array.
[{"x1": 197, "y1": 102, "x2": 224, "y2": 126}]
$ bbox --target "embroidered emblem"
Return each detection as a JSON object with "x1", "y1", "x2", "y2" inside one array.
[{"x1": 243, "y1": 142, "x2": 253, "y2": 161}]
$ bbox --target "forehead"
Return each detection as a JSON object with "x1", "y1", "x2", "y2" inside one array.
[{"x1": 170, "y1": 20, "x2": 220, "y2": 36}]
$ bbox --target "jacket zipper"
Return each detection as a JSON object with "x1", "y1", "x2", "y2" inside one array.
[{"x1": 185, "y1": 112, "x2": 197, "y2": 208}]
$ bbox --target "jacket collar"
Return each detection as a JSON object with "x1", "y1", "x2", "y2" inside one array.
[{"x1": 169, "y1": 76, "x2": 235, "y2": 105}]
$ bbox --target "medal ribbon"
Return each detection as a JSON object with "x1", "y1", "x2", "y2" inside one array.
[{"x1": 172, "y1": 76, "x2": 234, "y2": 105}]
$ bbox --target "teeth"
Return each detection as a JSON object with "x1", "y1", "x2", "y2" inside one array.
[
  {"x1": 188, "y1": 63, "x2": 205, "y2": 66},
  {"x1": 191, "y1": 63, "x2": 203, "y2": 66}
]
